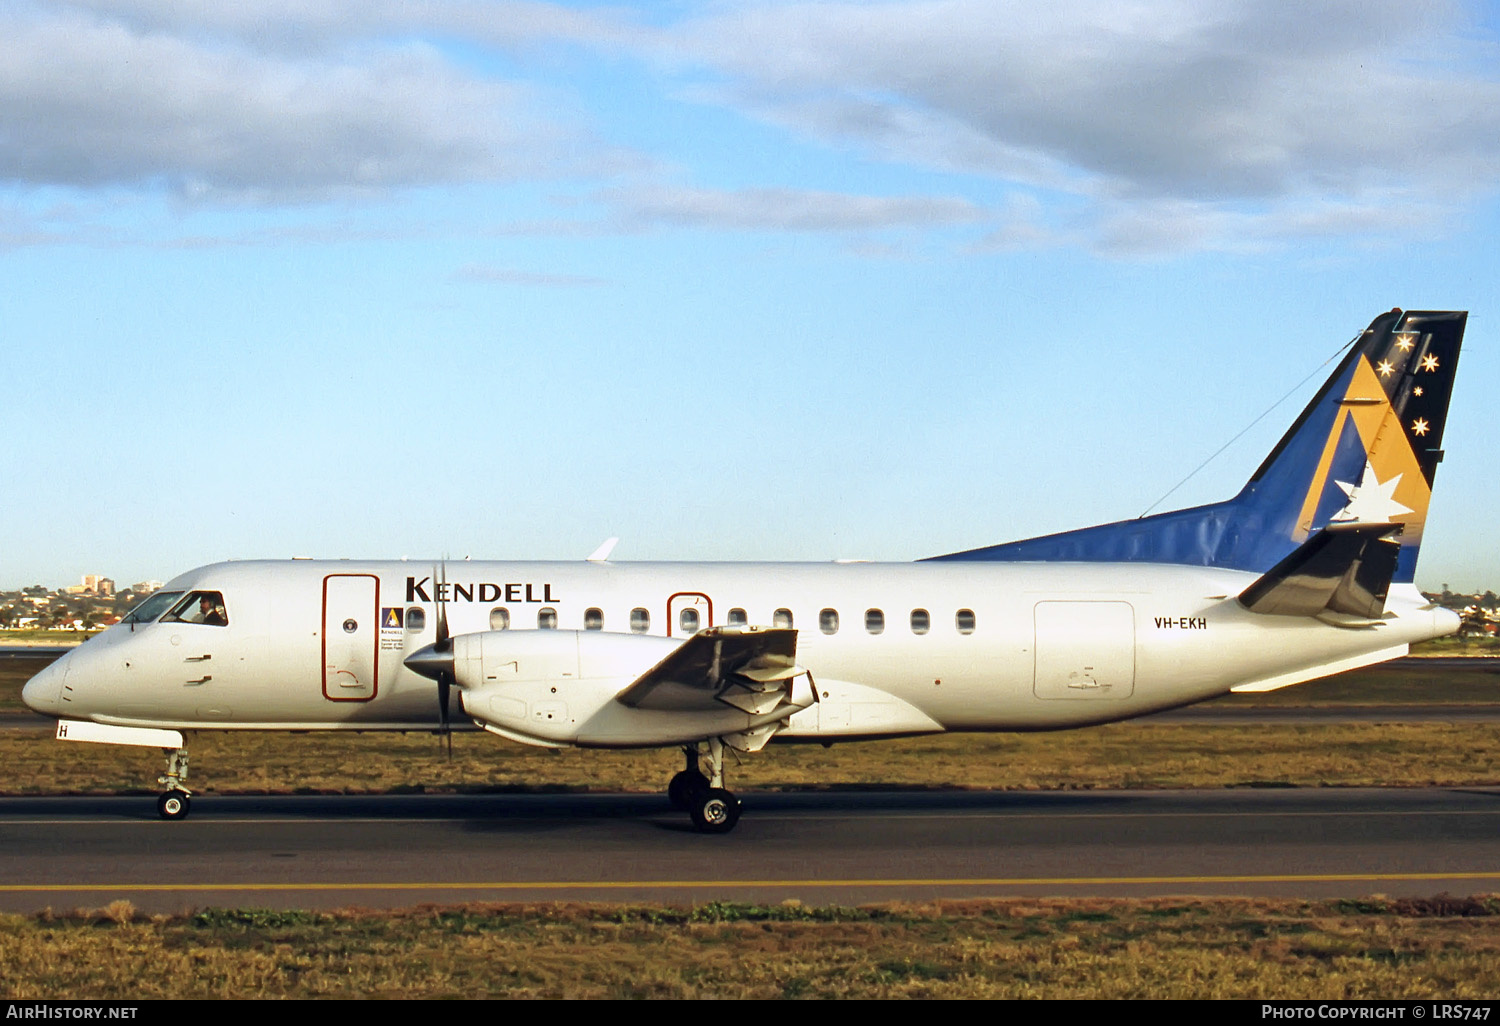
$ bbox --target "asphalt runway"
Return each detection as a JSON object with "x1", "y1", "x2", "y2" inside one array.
[{"x1": 1, "y1": 788, "x2": 1497, "y2": 913}]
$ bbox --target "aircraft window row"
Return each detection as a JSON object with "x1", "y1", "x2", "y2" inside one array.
[
  {"x1": 400, "y1": 603, "x2": 974, "y2": 634},
  {"x1": 161, "y1": 591, "x2": 228, "y2": 627},
  {"x1": 812, "y1": 607, "x2": 973, "y2": 636}
]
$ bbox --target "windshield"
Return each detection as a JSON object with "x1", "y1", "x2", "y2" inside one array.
[
  {"x1": 161, "y1": 591, "x2": 229, "y2": 627},
  {"x1": 121, "y1": 591, "x2": 184, "y2": 625}
]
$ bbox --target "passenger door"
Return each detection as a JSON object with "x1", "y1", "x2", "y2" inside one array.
[{"x1": 323, "y1": 574, "x2": 380, "y2": 701}]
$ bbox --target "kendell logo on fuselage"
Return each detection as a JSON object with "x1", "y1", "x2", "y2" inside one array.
[{"x1": 405, "y1": 576, "x2": 560, "y2": 604}]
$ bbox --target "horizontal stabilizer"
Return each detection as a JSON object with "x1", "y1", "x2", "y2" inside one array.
[{"x1": 1237, "y1": 522, "x2": 1401, "y2": 619}]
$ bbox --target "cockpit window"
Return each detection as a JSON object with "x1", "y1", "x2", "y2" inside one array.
[
  {"x1": 121, "y1": 591, "x2": 184, "y2": 625},
  {"x1": 162, "y1": 591, "x2": 229, "y2": 627}
]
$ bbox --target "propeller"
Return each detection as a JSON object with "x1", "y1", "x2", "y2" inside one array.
[
  {"x1": 434, "y1": 562, "x2": 454, "y2": 757},
  {"x1": 402, "y1": 562, "x2": 455, "y2": 758}
]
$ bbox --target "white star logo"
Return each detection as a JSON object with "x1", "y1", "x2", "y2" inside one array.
[
  {"x1": 1376, "y1": 359, "x2": 1395, "y2": 377},
  {"x1": 1331, "y1": 461, "x2": 1413, "y2": 524},
  {"x1": 1413, "y1": 386, "x2": 1424, "y2": 396},
  {"x1": 1421, "y1": 353, "x2": 1440, "y2": 372},
  {"x1": 1412, "y1": 418, "x2": 1430, "y2": 436},
  {"x1": 1395, "y1": 333, "x2": 1417, "y2": 351}
]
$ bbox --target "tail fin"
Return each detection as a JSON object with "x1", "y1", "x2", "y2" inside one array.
[{"x1": 926, "y1": 309, "x2": 1467, "y2": 584}]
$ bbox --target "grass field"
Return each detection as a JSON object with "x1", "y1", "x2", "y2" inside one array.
[{"x1": 2, "y1": 896, "x2": 1497, "y2": 999}]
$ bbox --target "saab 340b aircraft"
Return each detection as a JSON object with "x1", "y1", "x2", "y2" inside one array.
[{"x1": 23, "y1": 309, "x2": 1468, "y2": 832}]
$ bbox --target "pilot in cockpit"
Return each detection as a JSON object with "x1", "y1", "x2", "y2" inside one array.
[
  {"x1": 197, "y1": 595, "x2": 228, "y2": 626},
  {"x1": 160, "y1": 590, "x2": 229, "y2": 627}
]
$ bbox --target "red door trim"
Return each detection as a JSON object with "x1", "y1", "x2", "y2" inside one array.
[
  {"x1": 321, "y1": 573, "x2": 380, "y2": 702},
  {"x1": 665, "y1": 592, "x2": 713, "y2": 637}
]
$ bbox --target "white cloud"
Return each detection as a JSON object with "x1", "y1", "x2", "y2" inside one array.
[
  {"x1": 606, "y1": 184, "x2": 989, "y2": 232},
  {"x1": 658, "y1": 0, "x2": 1500, "y2": 250},
  {"x1": 668, "y1": 1, "x2": 1500, "y2": 196},
  {"x1": 7, "y1": 1, "x2": 1497, "y2": 255},
  {"x1": 0, "y1": 5, "x2": 586, "y2": 202}
]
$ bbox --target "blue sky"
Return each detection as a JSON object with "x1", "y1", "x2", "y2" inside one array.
[{"x1": 3, "y1": 0, "x2": 1498, "y2": 591}]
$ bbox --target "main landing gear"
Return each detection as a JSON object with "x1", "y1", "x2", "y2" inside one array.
[
  {"x1": 668, "y1": 738, "x2": 741, "y2": 834},
  {"x1": 156, "y1": 746, "x2": 192, "y2": 820}
]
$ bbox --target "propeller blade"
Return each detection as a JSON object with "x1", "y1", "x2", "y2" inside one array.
[
  {"x1": 434, "y1": 562, "x2": 450, "y2": 652},
  {"x1": 434, "y1": 561, "x2": 452, "y2": 759},
  {"x1": 438, "y1": 671, "x2": 453, "y2": 759}
]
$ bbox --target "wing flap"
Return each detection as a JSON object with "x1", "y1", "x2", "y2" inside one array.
[{"x1": 615, "y1": 626, "x2": 802, "y2": 711}]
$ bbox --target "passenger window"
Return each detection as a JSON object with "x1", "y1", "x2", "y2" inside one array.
[
  {"x1": 866, "y1": 608, "x2": 884, "y2": 634},
  {"x1": 584, "y1": 607, "x2": 604, "y2": 631},
  {"x1": 538, "y1": 607, "x2": 558, "y2": 629},
  {"x1": 162, "y1": 591, "x2": 229, "y2": 627},
  {"x1": 679, "y1": 608, "x2": 700, "y2": 635},
  {"x1": 956, "y1": 609, "x2": 976, "y2": 635},
  {"x1": 630, "y1": 607, "x2": 650, "y2": 633},
  {"x1": 727, "y1": 608, "x2": 748, "y2": 626},
  {"x1": 774, "y1": 608, "x2": 793, "y2": 629},
  {"x1": 820, "y1": 608, "x2": 839, "y2": 635},
  {"x1": 489, "y1": 607, "x2": 509, "y2": 630},
  {"x1": 407, "y1": 607, "x2": 427, "y2": 632},
  {"x1": 910, "y1": 608, "x2": 930, "y2": 634}
]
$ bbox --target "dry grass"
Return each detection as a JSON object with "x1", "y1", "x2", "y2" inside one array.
[
  {"x1": 1, "y1": 721, "x2": 1497, "y2": 796},
  {"x1": 2, "y1": 897, "x2": 1497, "y2": 999},
  {"x1": 5, "y1": 651, "x2": 1499, "y2": 794}
]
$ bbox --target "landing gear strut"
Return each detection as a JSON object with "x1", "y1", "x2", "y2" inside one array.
[
  {"x1": 156, "y1": 746, "x2": 192, "y2": 820},
  {"x1": 669, "y1": 738, "x2": 740, "y2": 833}
]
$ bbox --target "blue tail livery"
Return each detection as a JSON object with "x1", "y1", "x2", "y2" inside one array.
[{"x1": 926, "y1": 309, "x2": 1467, "y2": 585}]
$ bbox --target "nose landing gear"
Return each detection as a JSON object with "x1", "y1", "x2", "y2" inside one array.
[{"x1": 156, "y1": 789, "x2": 191, "y2": 819}]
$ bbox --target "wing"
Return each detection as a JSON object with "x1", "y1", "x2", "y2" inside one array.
[{"x1": 615, "y1": 626, "x2": 805, "y2": 713}]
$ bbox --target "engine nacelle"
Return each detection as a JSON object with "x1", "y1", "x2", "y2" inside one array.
[
  {"x1": 447, "y1": 630, "x2": 680, "y2": 745},
  {"x1": 444, "y1": 629, "x2": 821, "y2": 749}
]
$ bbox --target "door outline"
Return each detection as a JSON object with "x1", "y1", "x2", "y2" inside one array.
[
  {"x1": 666, "y1": 592, "x2": 713, "y2": 637},
  {"x1": 1032, "y1": 600, "x2": 1136, "y2": 700},
  {"x1": 322, "y1": 573, "x2": 380, "y2": 702}
]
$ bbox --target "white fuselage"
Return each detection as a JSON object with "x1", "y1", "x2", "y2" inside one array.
[{"x1": 23, "y1": 558, "x2": 1457, "y2": 746}]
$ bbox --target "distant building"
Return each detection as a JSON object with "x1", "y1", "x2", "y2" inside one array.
[
  {"x1": 131, "y1": 580, "x2": 163, "y2": 595},
  {"x1": 83, "y1": 575, "x2": 115, "y2": 597}
]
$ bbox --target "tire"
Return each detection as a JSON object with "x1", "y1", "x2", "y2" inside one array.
[
  {"x1": 668, "y1": 769, "x2": 709, "y2": 811},
  {"x1": 691, "y1": 788, "x2": 741, "y2": 834},
  {"x1": 157, "y1": 790, "x2": 190, "y2": 820}
]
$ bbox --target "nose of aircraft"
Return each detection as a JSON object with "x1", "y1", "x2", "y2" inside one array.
[{"x1": 21, "y1": 655, "x2": 67, "y2": 717}]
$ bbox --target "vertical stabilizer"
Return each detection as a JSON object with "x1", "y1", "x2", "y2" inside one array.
[{"x1": 927, "y1": 309, "x2": 1466, "y2": 582}]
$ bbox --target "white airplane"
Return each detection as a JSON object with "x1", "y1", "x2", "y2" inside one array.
[{"x1": 23, "y1": 309, "x2": 1468, "y2": 832}]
